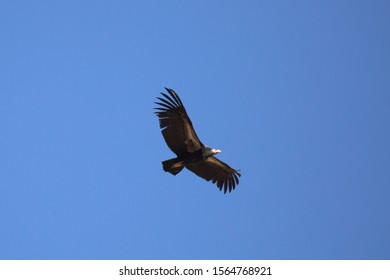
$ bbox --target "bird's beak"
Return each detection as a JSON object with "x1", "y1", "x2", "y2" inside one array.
[{"x1": 212, "y1": 149, "x2": 222, "y2": 154}]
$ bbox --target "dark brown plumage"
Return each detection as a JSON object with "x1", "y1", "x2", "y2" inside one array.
[{"x1": 154, "y1": 88, "x2": 241, "y2": 193}]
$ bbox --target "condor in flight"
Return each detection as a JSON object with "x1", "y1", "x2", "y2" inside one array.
[{"x1": 154, "y1": 88, "x2": 241, "y2": 193}]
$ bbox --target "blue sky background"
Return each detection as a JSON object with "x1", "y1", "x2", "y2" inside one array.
[{"x1": 1, "y1": 0, "x2": 389, "y2": 260}]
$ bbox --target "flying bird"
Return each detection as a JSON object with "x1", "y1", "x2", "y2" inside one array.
[{"x1": 154, "y1": 88, "x2": 241, "y2": 193}]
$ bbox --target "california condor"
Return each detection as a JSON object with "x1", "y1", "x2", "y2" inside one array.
[{"x1": 154, "y1": 88, "x2": 241, "y2": 193}]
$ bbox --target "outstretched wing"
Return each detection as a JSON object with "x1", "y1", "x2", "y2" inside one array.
[
  {"x1": 186, "y1": 156, "x2": 241, "y2": 193},
  {"x1": 154, "y1": 88, "x2": 203, "y2": 156}
]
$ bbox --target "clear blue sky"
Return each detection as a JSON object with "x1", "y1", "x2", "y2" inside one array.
[{"x1": 1, "y1": 0, "x2": 389, "y2": 260}]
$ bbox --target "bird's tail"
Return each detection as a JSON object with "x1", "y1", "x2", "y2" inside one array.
[{"x1": 162, "y1": 158, "x2": 184, "y2": 175}]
